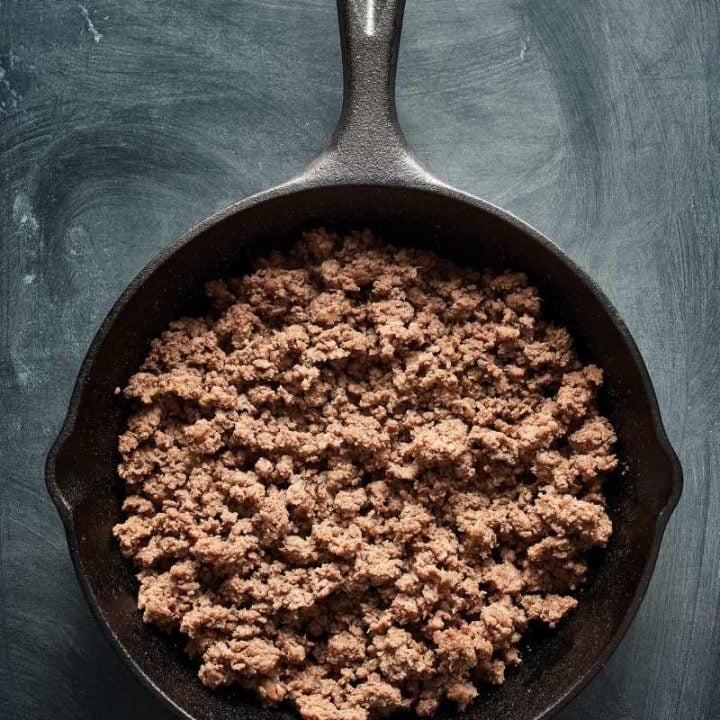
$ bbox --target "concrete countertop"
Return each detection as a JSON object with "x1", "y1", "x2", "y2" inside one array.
[{"x1": 1, "y1": 2, "x2": 718, "y2": 719}]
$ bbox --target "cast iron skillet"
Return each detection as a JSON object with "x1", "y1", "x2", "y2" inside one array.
[{"x1": 46, "y1": 2, "x2": 682, "y2": 720}]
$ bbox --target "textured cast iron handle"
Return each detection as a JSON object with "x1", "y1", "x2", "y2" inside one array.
[{"x1": 300, "y1": 0, "x2": 439, "y2": 185}]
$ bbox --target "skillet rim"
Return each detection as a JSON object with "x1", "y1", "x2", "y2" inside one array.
[{"x1": 45, "y1": 177, "x2": 683, "y2": 720}]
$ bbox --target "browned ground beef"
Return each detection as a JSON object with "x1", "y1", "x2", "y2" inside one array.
[{"x1": 113, "y1": 228, "x2": 616, "y2": 720}]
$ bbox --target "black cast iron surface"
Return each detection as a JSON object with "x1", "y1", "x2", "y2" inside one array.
[{"x1": 1, "y1": 2, "x2": 717, "y2": 720}]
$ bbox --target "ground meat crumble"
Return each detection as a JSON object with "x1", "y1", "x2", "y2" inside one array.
[{"x1": 113, "y1": 229, "x2": 617, "y2": 720}]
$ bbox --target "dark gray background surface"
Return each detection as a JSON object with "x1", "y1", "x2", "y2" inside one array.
[{"x1": 1, "y1": 1, "x2": 718, "y2": 719}]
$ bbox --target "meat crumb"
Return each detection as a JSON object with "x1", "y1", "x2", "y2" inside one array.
[{"x1": 114, "y1": 228, "x2": 616, "y2": 720}]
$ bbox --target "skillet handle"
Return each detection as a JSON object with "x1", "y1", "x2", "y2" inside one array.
[{"x1": 298, "y1": 0, "x2": 439, "y2": 186}]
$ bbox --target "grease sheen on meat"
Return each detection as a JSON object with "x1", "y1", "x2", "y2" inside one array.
[{"x1": 114, "y1": 229, "x2": 616, "y2": 720}]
